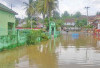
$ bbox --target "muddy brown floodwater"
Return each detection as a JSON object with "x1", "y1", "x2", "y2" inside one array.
[{"x1": 0, "y1": 32, "x2": 100, "y2": 68}]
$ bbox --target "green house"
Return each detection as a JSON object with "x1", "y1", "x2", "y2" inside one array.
[{"x1": 0, "y1": 3, "x2": 17, "y2": 36}]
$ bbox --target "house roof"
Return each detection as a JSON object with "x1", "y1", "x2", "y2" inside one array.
[
  {"x1": 65, "y1": 18, "x2": 75, "y2": 23},
  {"x1": 88, "y1": 16, "x2": 96, "y2": 22},
  {"x1": 91, "y1": 22, "x2": 98, "y2": 27},
  {"x1": 95, "y1": 15, "x2": 100, "y2": 19},
  {"x1": 88, "y1": 15, "x2": 100, "y2": 22},
  {"x1": 93, "y1": 19, "x2": 100, "y2": 23},
  {"x1": 0, "y1": 3, "x2": 17, "y2": 15}
]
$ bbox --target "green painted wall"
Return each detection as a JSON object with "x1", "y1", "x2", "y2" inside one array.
[{"x1": 0, "y1": 10, "x2": 15, "y2": 36}]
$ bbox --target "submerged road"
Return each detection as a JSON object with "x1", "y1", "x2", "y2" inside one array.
[{"x1": 0, "y1": 32, "x2": 100, "y2": 68}]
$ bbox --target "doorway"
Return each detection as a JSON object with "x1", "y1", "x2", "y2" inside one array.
[{"x1": 8, "y1": 22, "x2": 14, "y2": 35}]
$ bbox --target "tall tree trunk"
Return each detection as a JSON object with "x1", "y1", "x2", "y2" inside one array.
[
  {"x1": 43, "y1": 13, "x2": 45, "y2": 23},
  {"x1": 31, "y1": 17, "x2": 32, "y2": 29}
]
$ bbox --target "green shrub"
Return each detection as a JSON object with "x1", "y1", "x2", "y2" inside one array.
[
  {"x1": 27, "y1": 30, "x2": 41, "y2": 45},
  {"x1": 27, "y1": 30, "x2": 48, "y2": 45},
  {"x1": 41, "y1": 33, "x2": 49, "y2": 41}
]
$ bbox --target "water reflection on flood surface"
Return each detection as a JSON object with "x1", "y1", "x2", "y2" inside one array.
[{"x1": 1, "y1": 32, "x2": 100, "y2": 68}]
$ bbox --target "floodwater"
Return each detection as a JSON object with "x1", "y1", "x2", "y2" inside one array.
[{"x1": 0, "y1": 32, "x2": 100, "y2": 68}]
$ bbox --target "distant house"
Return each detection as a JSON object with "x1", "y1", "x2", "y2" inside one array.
[
  {"x1": 36, "y1": 23, "x2": 44, "y2": 28},
  {"x1": 90, "y1": 15, "x2": 100, "y2": 28},
  {"x1": 64, "y1": 18, "x2": 76, "y2": 26},
  {"x1": 17, "y1": 19, "x2": 26, "y2": 27},
  {"x1": 95, "y1": 15, "x2": 100, "y2": 19},
  {"x1": 78, "y1": 15, "x2": 96, "y2": 25},
  {"x1": 88, "y1": 16, "x2": 96, "y2": 25},
  {"x1": 0, "y1": 3, "x2": 17, "y2": 36},
  {"x1": 63, "y1": 18, "x2": 79, "y2": 30},
  {"x1": 91, "y1": 19, "x2": 100, "y2": 28}
]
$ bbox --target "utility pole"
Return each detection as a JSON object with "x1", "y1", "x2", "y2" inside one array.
[
  {"x1": 11, "y1": 4, "x2": 12, "y2": 9},
  {"x1": 85, "y1": 7, "x2": 90, "y2": 25}
]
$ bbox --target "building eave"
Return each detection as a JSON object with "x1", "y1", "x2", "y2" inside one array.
[{"x1": 0, "y1": 3, "x2": 17, "y2": 15}]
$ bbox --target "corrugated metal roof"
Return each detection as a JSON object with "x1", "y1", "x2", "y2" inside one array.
[{"x1": 0, "y1": 3, "x2": 17, "y2": 15}]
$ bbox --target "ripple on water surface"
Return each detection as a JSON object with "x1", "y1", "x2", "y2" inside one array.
[{"x1": 0, "y1": 32, "x2": 100, "y2": 68}]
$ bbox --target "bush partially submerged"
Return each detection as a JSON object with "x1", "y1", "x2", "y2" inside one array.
[
  {"x1": 41, "y1": 33, "x2": 49, "y2": 41},
  {"x1": 27, "y1": 30, "x2": 48, "y2": 45}
]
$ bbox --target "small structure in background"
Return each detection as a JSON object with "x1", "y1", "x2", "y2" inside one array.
[
  {"x1": 17, "y1": 19, "x2": 26, "y2": 27},
  {"x1": 88, "y1": 16, "x2": 96, "y2": 25},
  {"x1": 93, "y1": 15, "x2": 100, "y2": 38},
  {"x1": 98, "y1": 23, "x2": 100, "y2": 29},
  {"x1": 90, "y1": 15, "x2": 100, "y2": 28},
  {"x1": 63, "y1": 18, "x2": 76, "y2": 31},
  {"x1": 65, "y1": 18, "x2": 76, "y2": 26},
  {"x1": 0, "y1": 3, "x2": 17, "y2": 36},
  {"x1": 36, "y1": 23, "x2": 44, "y2": 28},
  {"x1": 95, "y1": 15, "x2": 100, "y2": 29},
  {"x1": 63, "y1": 18, "x2": 80, "y2": 31}
]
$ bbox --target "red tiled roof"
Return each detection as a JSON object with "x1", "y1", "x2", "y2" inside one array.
[
  {"x1": 65, "y1": 18, "x2": 75, "y2": 23},
  {"x1": 88, "y1": 16, "x2": 96, "y2": 22},
  {"x1": 95, "y1": 15, "x2": 100, "y2": 19},
  {"x1": 16, "y1": 27, "x2": 40, "y2": 29}
]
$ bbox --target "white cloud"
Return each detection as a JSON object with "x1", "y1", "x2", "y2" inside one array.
[
  {"x1": 0, "y1": 0, "x2": 8, "y2": 6},
  {"x1": 0, "y1": 0, "x2": 100, "y2": 18},
  {"x1": 59, "y1": 0, "x2": 100, "y2": 15},
  {"x1": 59, "y1": 0, "x2": 85, "y2": 14},
  {"x1": 13, "y1": 6, "x2": 27, "y2": 18},
  {"x1": 0, "y1": 0, "x2": 28, "y2": 19}
]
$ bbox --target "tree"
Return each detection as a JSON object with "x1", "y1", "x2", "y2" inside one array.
[
  {"x1": 36, "y1": 0, "x2": 46, "y2": 20},
  {"x1": 15, "y1": 18, "x2": 20, "y2": 27},
  {"x1": 47, "y1": 0, "x2": 58, "y2": 17},
  {"x1": 74, "y1": 12, "x2": 81, "y2": 18},
  {"x1": 84, "y1": 25, "x2": 93, "y2": 28},
  {"x1": 24, "y1": 0, "x2": 38, "y2": 28},
  {"x1": 61, "y1": 11, "x2": 70, "y2": 19},
  {"x1": 34, "y1": 0, "x2": 59, "y2": 23},
  {"x1": 42, "y1": 0, "x2": 58, "y2": 18},
  {"x1": 53, "y1": 10, "x2": 60, "y2": 19},
  {"x1": 24, "y1": 0, "x2": 59, "y2": 29},
  {"x1": 24, "y1": 0, "x2": 36, "y2": 19},
  {"x1": 76, "y1": 19, "x2": 87, "y2": 27}
]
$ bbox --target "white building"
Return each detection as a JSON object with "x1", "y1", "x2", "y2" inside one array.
[{"x1": 65, "y1": 18, "x2": 76, "y2": 26}]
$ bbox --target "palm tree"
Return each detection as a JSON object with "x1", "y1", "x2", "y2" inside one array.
[
  {"x1": 24, "y1": 0, "x2": 59, "y2": 28},
  {"x1": 46, "y1": 0, "x2": 58, "y2": 18},
  {"x1": 36, "y1": 0, "x2": 46, "y2": 20},
  {"x1": 24, "y1": 0, "x2": 38, "y2": 29},
  {"x1": 37, "y1": 0, "x2": 58, "y2": 20}
]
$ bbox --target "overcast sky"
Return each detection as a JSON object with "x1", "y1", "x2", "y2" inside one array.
[{"x1": 0, "y1": 0, "x2": 100, "y2": 19}]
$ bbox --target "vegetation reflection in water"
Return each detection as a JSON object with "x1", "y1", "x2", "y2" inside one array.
[{"x1": 0, "y1": 32, "x2": 100, "y2": 68}]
